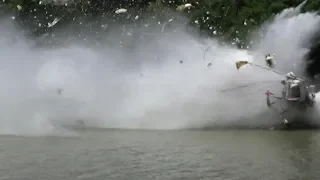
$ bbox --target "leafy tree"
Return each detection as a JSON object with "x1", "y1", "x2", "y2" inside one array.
[{"x1": 1, "y1": 0, "x2": 320, "y2": 47}]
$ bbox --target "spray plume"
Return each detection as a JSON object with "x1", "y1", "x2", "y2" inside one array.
[{"x1": 0, "y1": 2, "x2": 319, "y2": 135}]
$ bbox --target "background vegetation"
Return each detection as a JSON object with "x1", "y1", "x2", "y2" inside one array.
[{"x1": 1, "y1": 0, "x2": 320, "y2": 47}]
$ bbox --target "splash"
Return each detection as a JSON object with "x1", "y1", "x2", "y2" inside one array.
[
  {"x1": 250, "y1": 0, "x2": 320, "y2": 76},
  {"x1": 0, "y1": 3, "x2": 319, "y2": 135}
]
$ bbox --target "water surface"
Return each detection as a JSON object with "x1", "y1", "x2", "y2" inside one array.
[{"x1": 0, "y1": 129, "x2": 319, "y2": 180}]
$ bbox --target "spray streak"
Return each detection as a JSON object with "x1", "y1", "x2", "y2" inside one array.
[{"x1": 0, "y1": 3, "x2": 319, "y2": 135}]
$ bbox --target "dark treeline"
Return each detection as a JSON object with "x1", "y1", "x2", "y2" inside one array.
[
  {"x1": 2, "y1": 0, "x2": 320, "y2": 77},
  {"x1": 2, "y1": 0, "x2": 320, "y2": 45}
]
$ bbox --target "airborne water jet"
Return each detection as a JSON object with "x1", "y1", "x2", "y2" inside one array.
[{"x1": 0, "y1": 2, "x2": 319, "y2": 135}]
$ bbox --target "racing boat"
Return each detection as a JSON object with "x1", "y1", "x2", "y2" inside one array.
[{"x1": 233, "y1": 60, "x2": 318, "y2": 129}]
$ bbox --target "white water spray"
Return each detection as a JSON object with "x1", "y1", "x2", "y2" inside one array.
[{"x1": 0, "y1": 3, "x2": 319, "y2": 135}]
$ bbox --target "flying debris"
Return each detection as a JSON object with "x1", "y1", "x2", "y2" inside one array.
[
  {"x1": 221, "y1": 80, "x2": 280, "y2": 92},
  {"x1": 48, "y1": 17, "x2": 61, "y2": 28},
  {"x1": 115, "y1": 8, "x2": 127, "y2": 14},
  {"x1": 265, "y1": 53, "x2": 276, "y2": 68},
  {"x1": 57, "y1": 88, "x2": 63, "y2": 95},
  {"x1": 233, "y1": 60, "x2": 317, "y2": 129},
  {"x1": 16, "y1": 5, "x2": 22, "y2": 11},
  {"x1": 176, "y1": 3, "x2": 193, "y2": 12},
  {"x1": 235, "y1": 60, "x2": 283, "y2": 76},
  {"x1": 235, "y1": 60, "x2": 249, "y2": 70}
]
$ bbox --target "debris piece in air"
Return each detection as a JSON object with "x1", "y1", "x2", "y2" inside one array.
[
  {"x1": 57, "y1": 88, "x2": 63, "y2": 95},
  {"x1": 115, "y1": 8, "x2": 127, "y2": 14},
  {"x1": 207, "y1": 62, "x2": 212, "y2": 67},
  {"x1": 101, "y1": 24, "x2": 108, "y2": 29},
  {"x1": 176, "y1": 3, "x2": 193, "y2": 12},
  {"x1": 76, "y1": 119, "x2": 85, "y2": 125},
  {"x1": 180, "y1": 60, "x2": 183, "y2": 64},
  {"x1": 235, "y1": 60, "x2": 249, "y2": 70},
  {"x1": 16, "y1": 5, "x2": 22, "y2": 10},
  {"x1": 48, "y1": 17, "x2": 61, "y2": 28}
]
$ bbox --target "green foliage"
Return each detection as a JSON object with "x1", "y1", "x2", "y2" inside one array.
[
  {"x1": 2, "y1": 0, "x2": 320, "y2": 46},
  {"x1": 171, "y1": 0, "x2": 320, "y2": 47}
]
